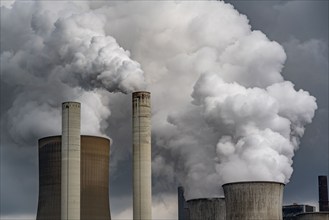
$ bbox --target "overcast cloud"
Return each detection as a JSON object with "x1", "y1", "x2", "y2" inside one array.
[{"x1": 0, "y1": 1, "x2": 328, "y2": 219}]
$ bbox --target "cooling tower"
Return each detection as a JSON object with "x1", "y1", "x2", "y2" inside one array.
[
  {"x1": 132, "y1": 91, "x2": 152, "y2": 220},
  {"x1": 319, "y1": 176, "x2": 329, "y2": 211},
  {"x1": 222, "y1": 181, "x2": 284, "y2": 220},
  {"x1": 187, "y1": 198, "x2": 226, "y2": 220},
  {"x1": 296, "y1": 212, "x2": 329, "y2": 220},
  {"x1": 36, "y1": 135, "x2": 111, "y2": 220},
  {"x1": 62, "y1": 102, "x2": 81, "y2": 220}
]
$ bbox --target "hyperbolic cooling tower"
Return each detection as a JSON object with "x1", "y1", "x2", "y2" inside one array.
[
  {"x1": 62, "y1": 102, "x2": 81, "y2": 220},
  {"x1": 187, "y1": 198, "x2": 226, "y2": 220},
  {"x1": 36, "y1": 135, "x2": 111, "y2": 220},
  {"x1": 132, "y1": 91, "x2": 152, "y2": 220},
  {"x1": 222, "y1": 181, "x2": 284, "y2": 220},
  {"x1": 296, "y1": 212, "x2": 329, "y2": 220}
]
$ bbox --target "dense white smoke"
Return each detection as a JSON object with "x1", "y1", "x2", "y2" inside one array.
[
  {"x1": 1, "y1": 1, "x2": 145, "y2": 143},
  {"x1": 1, "y1": 0, "x2": 317, "y2": 203}
]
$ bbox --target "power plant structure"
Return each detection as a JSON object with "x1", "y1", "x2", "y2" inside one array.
[
  {"x1": 178, "y1": 186, "x2": 188, "y2": 220},
  {"x1": 187, "y1": 198, "x2": 226, "y2": 220},
  {"x1": 37, "y1": 92, "x2": 153, "y2": 220},
  {"x1": 37, "y1": 102, "x2": 111, "y2": 220},
  {"x1": 283, "y1": 204, "x2": 316, "y2": 220},
  {"x1": 35, "y1": 96, "x2": 327, "y2": 220},
  {"x1": 61, "y1": 102, "x2": 81, "y2": 220},
  {"x1": 222, "y1": 181, "x2": 284, "y2": 220},
  {"x1": 295, "y1": 212, "x2": 329, "y2": 220},
  {"x1": 318, "y1": 176, "x2": 329, "y2": 212},
  {"x1": 132, "y1": 91, "x2": 152, "y2": 220}
]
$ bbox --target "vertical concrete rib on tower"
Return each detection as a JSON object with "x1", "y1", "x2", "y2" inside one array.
[
  {"x1": 62, "y1": 102, "x2": 81, "y2": 220},
  {"x1": 132, "y1": 91, "x2": 152, "y2": 220}
]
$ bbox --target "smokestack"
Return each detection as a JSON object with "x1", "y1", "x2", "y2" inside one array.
[
  {"x1": 222, "y1": 181, "x2": 284, "y2": 220},
  {"x1": 61, "y1": 102, "x2": 81, "y2": 220},
  {"x1": 178, "y1": 186, "x2": 187, "y2": 220},
  {"x1": 132, "y1": 91, "x2": 152, "y2": 220},
  {"x1": 318, "y1": 176, "x2": 329, "y2": 212},
  {"x1": 186, "y1": 198, "x2": 226, "y2": 220}
]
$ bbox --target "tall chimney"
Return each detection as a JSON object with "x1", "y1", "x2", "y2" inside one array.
[
  {"x1": 132, "y1": 91, "x2": 152, "y2": 220},
  {"x1": 178, "y1": 186, "x2": 187, "y2": 220},
  {"x1": 61, "y1": 102, "x2": 81, "y2": 220},
  {"x1": 318, "y1": 175, "x2": 329, "y2": 211}
]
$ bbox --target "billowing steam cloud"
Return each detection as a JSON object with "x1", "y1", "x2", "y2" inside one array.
[
  {"x1": 1, "y1": 0, "x2": 317, "y2": 204},
  {"x1": 1, "y1": 1, "x2": 145, "y2": 144}
]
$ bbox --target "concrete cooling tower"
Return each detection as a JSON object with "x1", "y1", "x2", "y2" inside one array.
[
  {"x1": 132, "y1": 91, "x2": 152, "y2": 220},
  {"x1": 296, "y1": 212, "x2": 329, "y2": 220},
  {"x1": 222, "y1": 181, "x2": 284, "y2": 220},
  {"x1": 187, "y1": 198, "x2": 226, "y2": 220},
  {"x1": 36, "y1": 135, "x2": 111, "y2": 220}
]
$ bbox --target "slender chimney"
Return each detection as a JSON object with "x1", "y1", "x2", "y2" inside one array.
[
  {"x1": 132, "y1": 91, "x2": 152, "y2": 220},
  {"x1": 178, "y1": 186, "x2": 186, "y2": 220},
  {"x1": 61, "y1": 102, "x2": 81, "y2": 220},
  {"x1": 318, "y1": 175, "x2": 329, "y2": 211}
]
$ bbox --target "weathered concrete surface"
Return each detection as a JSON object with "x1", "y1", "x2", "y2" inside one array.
[
  {"x1": 80, "y1": 136, "x2": 111, "y2": 220},
  {"x1": 133, "y1": 91, "x2": 152, "y2": 220},
  {"x1": 187, "y1": 198, "x2": 226, "y2": 220},
  {"x1": 37, "y1": 135, "x2": 111, "y2": 220},
  {"x1": 62, "y1": 102, "x2": 81, "y2": 220},
  {"x1": 296, "y1": 212, "x2": 329, "y2": 220},
  {"x1": 223, "y1": 181, "x2": 284, "y2": 220}
]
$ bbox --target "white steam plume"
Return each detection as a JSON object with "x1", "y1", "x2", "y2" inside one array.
[
  {"x1": 1, "y1": 1, "x2": 145, "y2": 144},
  {"x1": 1, "y1": 1, "x2": 317, "y2": 202}
]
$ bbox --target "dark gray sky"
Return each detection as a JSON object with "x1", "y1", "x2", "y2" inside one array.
[{"x1": 0, "y1": 1, "x2": 328, "y2": 219}]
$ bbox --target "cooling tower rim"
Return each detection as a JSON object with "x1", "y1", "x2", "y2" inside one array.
[
  {"x1": 186, "y1": 197, "x2": 225, "y2": 202},
  {"x1": 132, "y1": 91, "x2": 151, "y2": 95},
  {"x1": 38, "y1": 135, "x2": 111, "y2": 144},
  {"x1": 222, "y1": 180, "x2": 285, "y2": 187},
  {"x1": 295, "y1": 211, "x2": 329, "y2": 216},
  {"x1": 62, "y1": 101, "x2": 81, "y2": 105}
]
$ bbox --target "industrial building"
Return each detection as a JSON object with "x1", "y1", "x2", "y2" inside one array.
[
  {"x1": 281, "y1": 175, "x2": 329, "y2": 220},
  {"x1": 283, "y1": 204, "x2": 316, "y2": 220}
]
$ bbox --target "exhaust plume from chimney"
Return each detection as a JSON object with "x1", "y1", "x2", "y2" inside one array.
[{"x1": 1, "y1": 1, "x2": 319, "y2": 205}]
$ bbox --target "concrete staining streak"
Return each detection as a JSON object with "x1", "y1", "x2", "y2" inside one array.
[
  {"x1": 187, "y1": 198, "x2": 226, "y2": 220},
  {"x1": 133, "y1": 92, "x2": 152, "y2": 220},
  {"x1": 61, "y1": 102, "x2": 81, "y2": 220}
]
